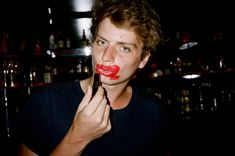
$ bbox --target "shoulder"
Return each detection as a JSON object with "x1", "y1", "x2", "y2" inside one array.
[
  {"x1": 39, "y1": 81, "x2": 81, "y2": 92},
  {"x1": 24, "y1": 81, "x2": 83, "y2": 110},
  {"x1": 133, "y1": 85, "x2": 160, "y2": 104},
  {"x1": 132, "y1": 85, "x2": 168, "y2": 118},
  {"x1": 131, "y1": 85, "x2": 163, "y2": 113},
  {"x1": 31, "y1": 81, "x2": 82, "y2": 98}
]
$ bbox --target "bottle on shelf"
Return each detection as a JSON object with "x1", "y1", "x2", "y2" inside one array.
[
  {"x1": 29, "y1": 65, "x2": 43, "y2": 88},
  {"x1": 0, "y1": 32, "x2": 9, "y2": 54},
  {"x1": 48, "y1": 32, "x2": 57, "y2": 50},
  {"x1": 56, "y1": 30, "x2": 65, "y2": 50},
  {"x1": 43, "y1": 64, "x2": 53, "y2": 85},
  {"x1": 33, "y1": 37, "x2": 42, "y2": 56},
  {"x1": 80, "y1": 29, "x2": 90, "y2": 48}
]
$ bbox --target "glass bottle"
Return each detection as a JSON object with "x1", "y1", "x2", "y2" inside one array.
[{"x1": 80, "y1": 29, "x2": 89, "y2": 48}]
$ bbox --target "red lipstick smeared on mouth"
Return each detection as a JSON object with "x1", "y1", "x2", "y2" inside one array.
[{"x1": 96, "y1": 64, "x2": 120, "y2": 80}]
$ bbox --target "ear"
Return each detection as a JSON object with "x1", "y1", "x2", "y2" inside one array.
[{"x1": 138, "y1": 51, "x2": 151, "y2": 69}]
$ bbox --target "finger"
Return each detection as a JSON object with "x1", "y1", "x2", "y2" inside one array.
[
  {"x1": 103, "y1": 105, "x2": 111, "y2": 122},
  {"x1": 76, "y1": 85, "x2": 92, "y2": 114},
  {"x1": 93, "y1": 96, "x2": 108, "y2": 118},
  {"x1": 102, "y1": 105, "x2": 111, "y2": 131},
  {"x1": 94, "y1": 105, "x2": 111, "y2": 133},
  {"x1": 85, "y1": 86, "x2": 105, "y2": 114}
]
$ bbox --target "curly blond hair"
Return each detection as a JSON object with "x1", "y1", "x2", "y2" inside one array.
[{"x1": 90, "y1": 0, "x2": 164, "y2": 56}]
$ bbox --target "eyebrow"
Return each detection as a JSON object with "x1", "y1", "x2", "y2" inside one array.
[{"x1": 96, "y1": 34, "x2": 137, "y2": 49}]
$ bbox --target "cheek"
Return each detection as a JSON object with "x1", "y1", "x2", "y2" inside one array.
[
  {"x1": 92, "y1": 51, "x2": 101, "y2": 65},
  {"x1": 119, "y1": 55, "x2": 141, "y2": 67},
  {"x1": 119, "y1": 61, "x2": 140, "y2": 75}
]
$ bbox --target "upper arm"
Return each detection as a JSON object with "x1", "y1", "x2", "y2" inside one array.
[{"x1": 18, "y1": 144, "x2": 38, "y2": 156}]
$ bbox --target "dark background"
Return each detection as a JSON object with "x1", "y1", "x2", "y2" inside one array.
[
  {"x1": 1, "y1": 0, "x2": 234, "y2": 37},
  {"x1": 1, "y1": 0, "x2": 234, "y2": 58},
  {"x1": 1, "y1": 1, "x2": 235, "y2": 155}
]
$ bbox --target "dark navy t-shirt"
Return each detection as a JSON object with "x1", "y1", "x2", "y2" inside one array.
[{"x1": 18, "y1": 81, "x2": 172, "y2": 156}]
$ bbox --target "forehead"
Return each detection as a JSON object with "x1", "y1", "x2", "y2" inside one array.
[{"x1": 97, "y1": 18, "x2": 143, "y2": 47}]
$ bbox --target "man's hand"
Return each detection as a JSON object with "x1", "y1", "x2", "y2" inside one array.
[
  {"x1": 71, "y1": 85, "x2": 111, "y2": 143},
  {"x1": 50, "y1": 85, "x2": 111, "y2": 156}
]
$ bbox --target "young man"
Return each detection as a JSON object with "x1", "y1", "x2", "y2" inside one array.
[{"x1": 18, "y1": 0, "x2": 173, "y2": 155}]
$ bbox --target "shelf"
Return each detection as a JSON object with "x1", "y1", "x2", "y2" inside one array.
[{"x1": 52, "y1": 47, "x2": 92, "y2": 57}]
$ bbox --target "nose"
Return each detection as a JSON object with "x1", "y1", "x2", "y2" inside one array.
[{"x1": 102, "y1": 45, "x2": 115, "y2": 62}]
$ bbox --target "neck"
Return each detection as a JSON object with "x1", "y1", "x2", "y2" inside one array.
[
  {"x1": 103, "y1": 82, "x2": 132, "y2": 110},
  {"x1": 81, "y1": 77, "x2": 132, "y2": 110}
]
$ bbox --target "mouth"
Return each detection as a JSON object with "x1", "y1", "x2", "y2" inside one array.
[{"x1": 96, "y1": 64, "x2": 120, "y2": 80}]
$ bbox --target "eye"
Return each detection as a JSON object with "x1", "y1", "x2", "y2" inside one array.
[
  {"x1": 120, "y1": 46, "x2": 132, "y2": 53},
  {"x1": 96, "y1": 39, "x2": 106, "y2": 46}
]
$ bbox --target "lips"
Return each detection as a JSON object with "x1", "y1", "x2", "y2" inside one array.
[{"x1": 96, "y1": 64, "x2": 120, "y2": 80}]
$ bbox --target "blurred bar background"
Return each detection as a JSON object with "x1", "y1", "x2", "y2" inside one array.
[{"x1": 1, "y1": 0, "x2": 234, "y2": 155}]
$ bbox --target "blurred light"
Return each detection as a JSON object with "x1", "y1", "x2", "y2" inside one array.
[
  {"x1": 49, "y1": 19, "x2": 53, "y2": 25},
  {"x1": 51, "y1": 52, "x2": 56, "y2": 58},
  {"x1": 83, "y1": 47, "x2": 92, "y2": 56},
  {"x1": 71, "y1": 0, "x2": 95, "y2": 12},
  {"x1": 151, "y1": 69, "x2": 163, "y2": 78},
  {"x1": 48, "y1": 7, "x2": 51, "y2": 14},
  {"x1": 182, "y1": 74, "x2": 200, "y2": 79},
  {"x1": 46, "y1": 49, "x2": 52, "y2": 55},
  {"x1": 71, "y1": 18, "x2": 92, "y2": 40},
  {"x1": 179, "y1": 41, "x2": 198, "y2": 50},
  {"x1": 46, "y1": 49, "x2": 56, "y2": 58}
]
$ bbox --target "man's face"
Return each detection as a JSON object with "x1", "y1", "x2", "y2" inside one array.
[{"x1": 91, "y1": 17, "x2": 150, "y2": 85}]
